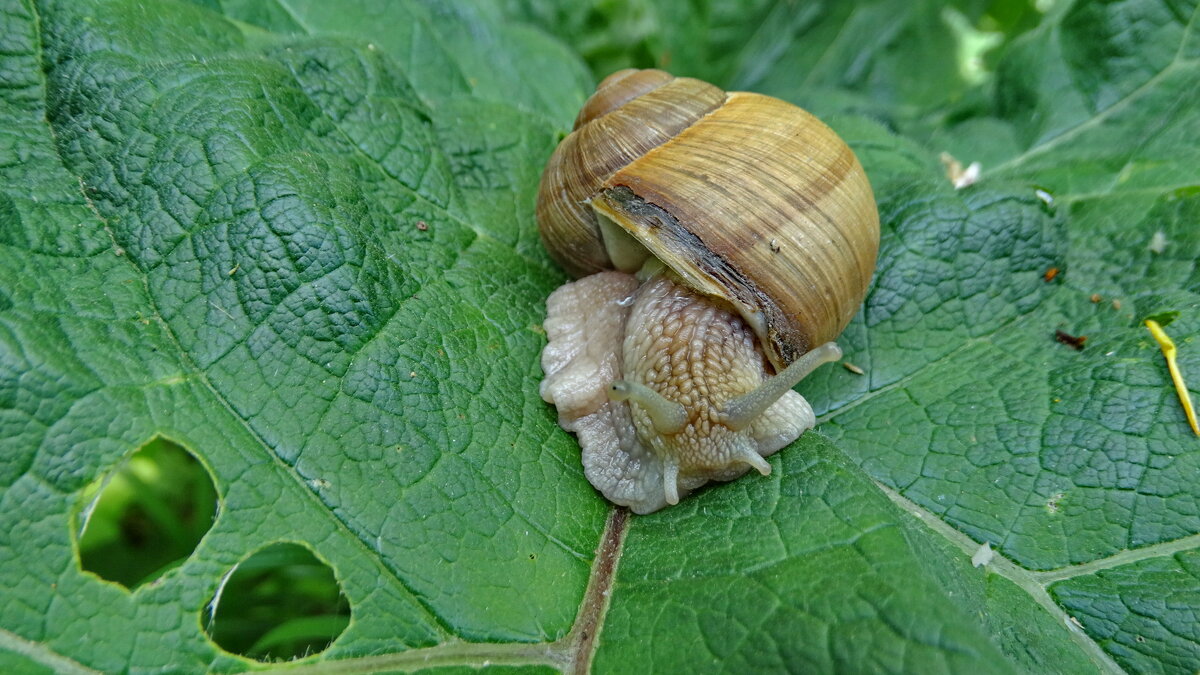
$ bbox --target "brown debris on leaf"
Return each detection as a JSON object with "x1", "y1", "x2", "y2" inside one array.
[{"x1": 1055, "y1": 330, "x2": 1087, "y2": 351}]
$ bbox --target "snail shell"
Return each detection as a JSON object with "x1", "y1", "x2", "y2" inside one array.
[{"x1": 537, "y1": 69, "x2": 879, "y2": 513}]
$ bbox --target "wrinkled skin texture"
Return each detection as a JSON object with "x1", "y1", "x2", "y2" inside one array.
[{"x1": 541, "y1": 271, "x2": 815, "y2": 513}]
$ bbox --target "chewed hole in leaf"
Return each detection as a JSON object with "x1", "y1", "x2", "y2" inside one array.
[
  {"x1": 205, "y1": 543, "x2": 351, "y2": 662},
  {"x1": 75, "y1": 437, "x2": 218, "y2": 590}
]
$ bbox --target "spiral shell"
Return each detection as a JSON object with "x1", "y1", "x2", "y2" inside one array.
[{"x1": 536, "y1": 68, "x2": 879, "y2": 369}]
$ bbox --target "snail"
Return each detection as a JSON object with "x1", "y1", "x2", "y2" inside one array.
[{"x1": 537, "y1": 69, "x2": 879, "y2": 514}]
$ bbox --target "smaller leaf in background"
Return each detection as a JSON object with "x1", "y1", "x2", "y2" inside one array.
[
  {"x1": 76, "y1": 437, "x2": 218, "y2": 590},
  {"x1": 204, "y1": 543, "x2": 351, "y2": 662},
  {"x1": 1051, "y1": 550, "x2": 1200, "y2": 675},
  {"x1": 502, "y1": 0, "x2": 1044, "y2": 131}
]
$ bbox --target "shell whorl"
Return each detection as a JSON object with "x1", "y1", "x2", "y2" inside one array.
[
  {"x1": 536, "y1": 69, "x2": 879, "y2": 370},
  {"x1": 537, "y1": 70, "x2": 725, "y2": 277}
]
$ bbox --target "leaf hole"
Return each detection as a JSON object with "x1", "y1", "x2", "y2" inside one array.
[
  {"x1": 204, "y1": 543, "x2": 351, "y2": 662},
  {"x1": 74, "y1": 436, "x2": 218, "y2": 590}
]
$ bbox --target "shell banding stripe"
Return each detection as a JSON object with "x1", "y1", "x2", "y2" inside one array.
[
  {"x1": 573, "y1": 69, "x2": 673, "y2": 128},
  {"x1": 592, "y1": 186, "x2": 792, "y2": 363},
  {"x1": 596, "y1": 93, "x2": 876, "y2": 366},
  {"x1": 536, "y1": 77, "x2": 725, "y2": 278}
]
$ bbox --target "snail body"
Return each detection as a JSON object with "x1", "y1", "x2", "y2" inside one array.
[{"x1": 538, "y1": 70, "x2": 879, "y2": 513}]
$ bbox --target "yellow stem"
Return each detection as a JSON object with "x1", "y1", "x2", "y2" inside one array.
[{"x1": 1145, "y1": 320, "x2": 1200, "y2": 437}]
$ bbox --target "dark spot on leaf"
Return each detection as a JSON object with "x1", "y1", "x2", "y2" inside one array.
[{"x1": 1054, "y1": 330, "x2": 1087, "y2": 351}]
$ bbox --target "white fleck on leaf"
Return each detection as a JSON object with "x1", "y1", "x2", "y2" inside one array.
[
  {"x1": 1147, "y1": 230, "x2": 1168, "y2": 254},
  {"x1": 971, "y1": 542, "x2": 994, "y2": 568},
  {"x1": 940, "y1": 152, "x2": 981, "y2": 188}
]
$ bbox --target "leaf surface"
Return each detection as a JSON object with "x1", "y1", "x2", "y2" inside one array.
[{"x1": 1, "y1": 0, "x2": 1197, "y2": 673}]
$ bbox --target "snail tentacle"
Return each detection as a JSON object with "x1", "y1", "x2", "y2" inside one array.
[
  {"x1": 739, "y1": 448, "x2": 773, "y2": 476},
  {"x1": 721, "y1": 342, "x2": 843, "y2": 432},
  {"x1": 609, "y1": 380, "x2": 688, "y2": 435},
  {"x1": 662, "y1": 458, "x2": 681, "y2": 505}
]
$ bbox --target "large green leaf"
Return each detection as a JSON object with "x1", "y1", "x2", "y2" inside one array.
[{"x1": 1, "y1": 0, "x2": 1196, "y2": 673}]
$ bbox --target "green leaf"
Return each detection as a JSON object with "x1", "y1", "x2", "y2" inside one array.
[
  {"x1": 501, "y1": 0, "x2": 1043, "y2": 122},
  {"x1": 1050, "y1": 550, "x2": 1200, "y2": 674},
  {"x1": 596, "y1": 436, "x2": 1070, "y2": 673},
  {"x1": 2, "y1": 0, "x2": 1198, "y2": 673}
]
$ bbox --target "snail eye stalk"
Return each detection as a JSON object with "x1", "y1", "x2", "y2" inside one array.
[
  {"x1": 609, "y1": 380, "x2": 688, "y2": 435},
  {"x1": 722, "y1": 342, "x2": 842, "y2": 431}
]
